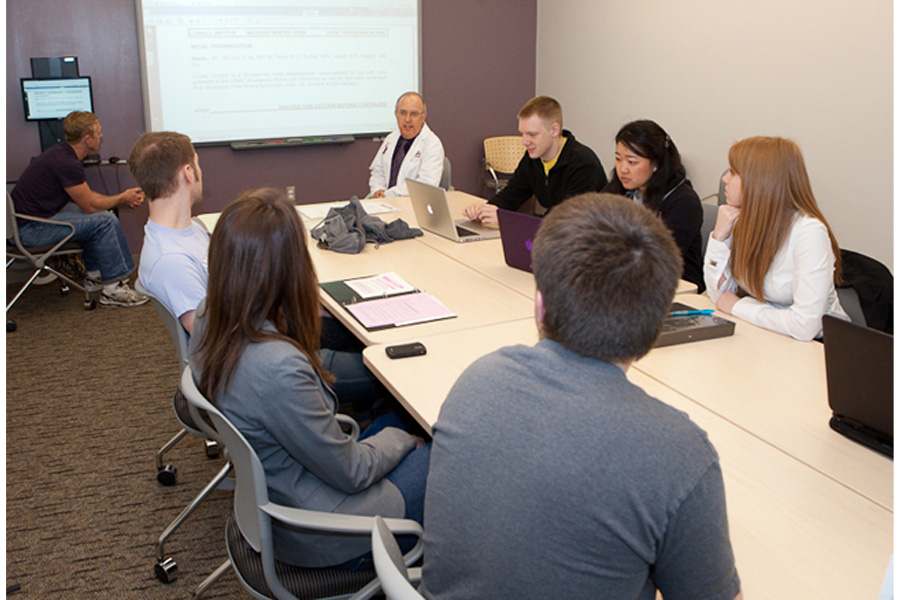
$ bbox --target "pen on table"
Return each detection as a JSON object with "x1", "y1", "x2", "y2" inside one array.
[{"x1": 670, "y1": 309, "x2": 715, "y2": 317}]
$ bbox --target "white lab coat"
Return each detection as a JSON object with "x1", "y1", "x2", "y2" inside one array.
[{"x1": 368, "y1": 122, "x2": 445, "y2": 197}]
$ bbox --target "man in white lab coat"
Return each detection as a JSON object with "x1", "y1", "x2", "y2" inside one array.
[{"x1": 368, "y1": 92, "x2": 445, "y2": 198}]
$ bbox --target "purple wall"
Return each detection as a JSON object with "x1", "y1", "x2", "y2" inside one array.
[{"x1": 6, "y1": 0, "x2": 536, "y2": 253}]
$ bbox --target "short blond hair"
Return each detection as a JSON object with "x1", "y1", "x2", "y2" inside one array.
[
  {"x1": 63, "y1": 111, "x2": 99, "y2": 143},
  {"x1": 518, "y1": 96, "x2": 563, "y2": 130}
]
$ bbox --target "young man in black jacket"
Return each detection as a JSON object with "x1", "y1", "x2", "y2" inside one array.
[{"x1": 464, "y1": 96, "x2": 607, "y2": 225}]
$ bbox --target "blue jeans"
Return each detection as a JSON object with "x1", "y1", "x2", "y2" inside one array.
[
  {"x1": 16, "y1": 205, "x2": 134, "y2": 283},
  {"x1": 320, "y1": 347, "x2": 389, "y2": 414},
  {"x1": 359, "y1": 411, "x2": 431, "y2": 524},
  {"x1": 337, "y1": 411, "x2": 431, "y2": 572}
]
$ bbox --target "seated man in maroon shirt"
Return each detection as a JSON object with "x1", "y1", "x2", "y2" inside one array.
[{"x1": 10, "y1": 111, "x2": 147, "y2": 307}]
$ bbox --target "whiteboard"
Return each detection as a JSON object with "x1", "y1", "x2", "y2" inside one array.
[{"x1": 135, "y1": 0, "x2": 421, "y2": 144}]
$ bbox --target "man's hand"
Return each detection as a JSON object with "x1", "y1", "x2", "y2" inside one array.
[
  {"x1": 120, "y1": 187, "x2": 145, "y2": 209},
  {"x1": 372, "y1": 189, "x2": 386, "y2": 199},
  {"x1": 463, "y1": 203, "x2": 499, "y2": 225}
]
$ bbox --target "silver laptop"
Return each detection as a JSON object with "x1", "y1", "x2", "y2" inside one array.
[{"x1": 406, "y1": 179, "x2": 501, "y2": 243}]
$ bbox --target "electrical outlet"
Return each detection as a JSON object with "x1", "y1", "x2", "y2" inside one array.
[{"x1": 286, "y1": 186, "x2": 296, "y2": 201}]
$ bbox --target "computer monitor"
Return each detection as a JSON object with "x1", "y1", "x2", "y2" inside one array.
[{"x1": 21, "y1": 77, "x2": 94, "y2": 121}]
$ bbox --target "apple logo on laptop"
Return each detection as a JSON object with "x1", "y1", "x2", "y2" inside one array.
[
  {"x1": 525, "y1": 239, "x2": 533, "y2": 252},
  {"x1": 426, "y1": 204, "x2": 434, "y2": 215}
]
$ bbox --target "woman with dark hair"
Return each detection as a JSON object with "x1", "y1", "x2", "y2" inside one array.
[
  {"x1": 705, "y1": 137, "x2": 847, "y2": 341},
  {"x1": 602, "y1": 120, "x2": 704, "y2": 290},
  {"x1": 189, "y1": 188, "x2": 429, "y2": 569}
]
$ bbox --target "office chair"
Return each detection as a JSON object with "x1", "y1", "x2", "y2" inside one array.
[
  {"x1": 136, "y1": 280, "x2": 233, "y2": 584},
  {"x1": 136, "y1": 279, "x2": 221, "y2": 485},
  {"x1": 6, "y1": 192, "x2": 96, "y2": 332},
  {"x1": 480, "y1": 136, "x2": 523, "y2": 197},
  {"x1": 698, "y1": 193, "x2": 720, "y2": 258},
  {"x1": 439, "y1": 156, "x2": 452, "y2": 191},
  {"x1": 371, "y1": 516, "x2": 425, "y2": 600},
  {"x1": 838, "y1": 249, "x2": 893, "y2": 334},
  {"x1": 180, "y1": 366, "x2": 424, "y2": 600}
]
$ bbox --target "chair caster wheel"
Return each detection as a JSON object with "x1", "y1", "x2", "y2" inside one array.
[
  {"x1": 157, "y1": 464, "x2": 177, "y2": 486},
  {"x1": 7, "y1": 319, "x2": 16, "y2": 333},
  {"x1": 155, "y1": 557, "x2": 178, "y2": 583},
  {"x1": 84, "y1": 299, "x2": 97, "y2": 310},
  {"x1": 60, "y1": 285, "x2": 70, "y2": 295},
  {"x1": 205, "y1": 439, "x2": 220, "y2": 459}
]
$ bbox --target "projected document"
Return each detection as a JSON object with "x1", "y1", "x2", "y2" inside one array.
[{"x1": 138, "y1": 0, "x2": 420, "y2": 143}]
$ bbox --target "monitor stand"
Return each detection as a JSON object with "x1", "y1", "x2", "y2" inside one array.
[{"x1": 38, "y1": 121, "x2": 64, "y2": 151}]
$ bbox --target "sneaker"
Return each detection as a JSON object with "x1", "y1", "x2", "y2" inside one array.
[{"x1": 99, "y1": 281, "x2": 150, "y2": 307}]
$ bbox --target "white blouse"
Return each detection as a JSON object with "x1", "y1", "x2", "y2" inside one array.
[{"x1": 704, "y1": 214, "x2": 848, "y2": 341}]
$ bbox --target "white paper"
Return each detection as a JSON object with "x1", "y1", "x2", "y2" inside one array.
[
  {"x1": 344, "y1": 272, "x2": 416, "y2": 299},
  {"x1": 345, "y1": 292, "x2": 456, "y2": 330},
  {"x1": 297, "y1": 200, "x2": 401, "y2": 221}
]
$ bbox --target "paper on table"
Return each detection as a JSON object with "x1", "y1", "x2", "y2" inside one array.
[
  {"x1": 297, "y1": 200, "x2": 401, "y2": 220},
  {"x1": 344, "y1": 272, "x2": 416, "y2": 299},
  {"x1": 344, "y1": 292, "x2": 456, "y2": 330}
]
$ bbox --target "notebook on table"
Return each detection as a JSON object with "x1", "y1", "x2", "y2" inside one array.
[
  {"x1": 406, "y1": 179, "x2": 501, "y2": 243},
  {"x1": 823, "y1": 315, "x2": 893, "y2": 458},
  {"x1": 654, "y1": 301, "x2": 736, "y2": 347},
  {"x1": 498, "y1": 209, "x2": 542, "y2": 272}
]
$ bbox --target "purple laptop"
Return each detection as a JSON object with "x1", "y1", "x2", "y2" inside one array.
[{"x1": 498, "y1": 209, "x2": 542, "y2": 272}]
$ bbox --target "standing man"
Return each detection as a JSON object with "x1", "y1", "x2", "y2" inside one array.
[
  {"x1": 130, "y1": 131, "x2": 207, "y2": 333},
  {"x1": 368, "y1": 92, "x2": 445, "y2": 198},
  {"x1": 11, "y1": 111, "x2": 148, "y2": 306},
  {"x1": 422, "y1": 193, "x2": 742, "y2": 599},
  {"x1": 464, "y1": 96, "x2": 607, "y2": 224}
]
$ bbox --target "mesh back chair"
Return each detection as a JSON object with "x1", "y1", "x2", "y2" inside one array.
[
  {"x1": 6, "y1": 191, "x2": 96, "y2": 332},
  {"x1": 480, "y1": 136, "x2": 523, "y2": 197},
  {"x1": 135, "y1": 280, "x2": 234, "y2": 584},
  {"x1": 371, "y1": 516, "x2": 424, "y2": 600},
  {"x1": 180, "y1": 366, "x2": 424, "y2": 600}
]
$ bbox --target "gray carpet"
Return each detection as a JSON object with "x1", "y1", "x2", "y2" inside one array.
[{"x1": 7, "y1": 278, "x2": 247, "y2": 598}]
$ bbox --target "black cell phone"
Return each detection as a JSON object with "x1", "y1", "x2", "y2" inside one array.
[{"x1": 385, "y1": 342, "x2": 426, "y2": 359}]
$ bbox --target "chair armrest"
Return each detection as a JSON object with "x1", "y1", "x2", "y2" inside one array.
[
  {"x1": 15, "y1": 212, "x2": 77, "y2": 231},
  {"x1": 485, "y1": 162, "x2": 500, "y2": 191},
  {"x1": 10, "y1": 213, "x2": 77, "y2": 264},
  {"x1": 260, "y1": 502, "x2": 424, "y2": 538}
]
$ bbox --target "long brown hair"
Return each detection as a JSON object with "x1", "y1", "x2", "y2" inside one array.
[
  {"x1": 196, "y1": 188, "x2": 332, "y2": 401},
  {"x1": 729, "y1": 137, "x2": 841, "y2": 299}
]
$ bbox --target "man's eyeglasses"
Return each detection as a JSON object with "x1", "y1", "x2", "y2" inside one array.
[{"x1": 396, "y1": 110, "x2": 423, "y2": 119}]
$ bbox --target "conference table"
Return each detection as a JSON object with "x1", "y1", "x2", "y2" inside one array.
[{"x1": 197, "y1": 190, "x2": 892, "y2": 599}]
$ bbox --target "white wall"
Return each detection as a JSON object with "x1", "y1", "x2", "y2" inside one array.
[{"x1": 537, "y1": 1, "x2": 893, "y2": 270}]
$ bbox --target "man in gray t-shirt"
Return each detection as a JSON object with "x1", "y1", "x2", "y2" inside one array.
[{"x1": 421, "y1": 193, "x2": 742, "y2": 600}]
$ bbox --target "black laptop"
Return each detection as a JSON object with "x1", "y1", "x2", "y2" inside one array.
[
  {"x1": 654, "y1": 301, "x2": 735, "y2": 347},
  {"x1": 823, "y1": 315, "x2": 893, "y2": 458}
]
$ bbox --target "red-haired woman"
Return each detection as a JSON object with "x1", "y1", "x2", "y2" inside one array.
[{"x1": 704, "y1": 137, "x2": 848, "y2": 341}]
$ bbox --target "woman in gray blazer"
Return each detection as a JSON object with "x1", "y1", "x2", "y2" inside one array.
[{"x1": 189, "y1": 188, "x2": 429, "y2": 569}]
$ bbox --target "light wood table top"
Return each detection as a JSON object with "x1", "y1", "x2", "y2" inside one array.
[
  {"x1": 309, "y1": 233, "x2": 535, "y2": 346},
  {"x1": 637, "y1": 374, "x2": 893, "y2": 600},
  {"x1": 634, "y1": 294, "x2": 893, "y2": 511},
  {"x1": 363, "y1": 319, "x2": 893, "y2": 600},
  {"x1": 399, "y1": 190, "x2": 698, "y2": 297},
  {"x1": 363, "y1": 318, "x2": 538, "y2": 430},
  {"x1": 195, "y1": 201, "x2": 535, "y2": 346}
]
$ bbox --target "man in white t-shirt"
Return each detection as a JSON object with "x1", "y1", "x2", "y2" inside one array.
[{"x1": 130, "y1": 131, "x2": 208, "y2": 333}]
